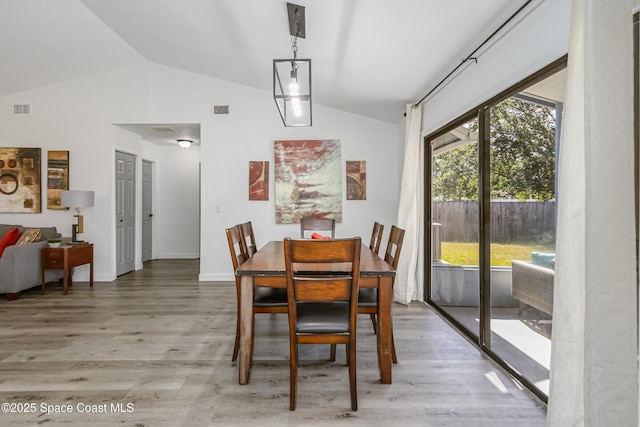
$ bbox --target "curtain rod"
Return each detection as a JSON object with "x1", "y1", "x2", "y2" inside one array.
[{"x1": 413, "y1": 0, "x2": 534, "y2": 108}]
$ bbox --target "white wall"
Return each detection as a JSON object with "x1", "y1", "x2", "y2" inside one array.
[
  {"x1": 413, "y1": 0, "x2": 571, "y2": 304},
  {"x1": 0, "y1": 62, "x2": 401, "y2": 282},
  {"x1": 0, "y1": 65, "x2": 150, "y2": 281},
  {"x1": 154, "y1": 144, "x2": 201, "y2": 259},
  {"x1": 421, "y1": 0, "x2": 572, "y2": 135},
  {"x1": 111, "y1": 129, "x2": 202, "y2": 265}
]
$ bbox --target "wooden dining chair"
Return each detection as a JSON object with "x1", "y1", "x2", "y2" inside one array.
[
  {"x1": 363, "y1": 221, "x2": 385, "y2": 330},
  {"x1": 239, "y1": 221, "x2": 257, "y2": 257},
  {"x1": 225, "y1": 225, "x2": 287, "y2": 362},
  {"x1": 284, "y1": 237, "x2": 361, "y2": 411},
  {"x1": 358, "y1": 225, "x2": 405, "y2": 364},
  {"x1": 299, "y1": 217, "x2": 336, "y2": 239}
]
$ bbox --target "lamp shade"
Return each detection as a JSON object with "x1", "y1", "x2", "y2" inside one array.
[
  {"x1": 273, "y1": 58, "x2": 312, "y2": 127},
  {"x1": 60, "y1": 190, "x2": 94, "y2": 208}
]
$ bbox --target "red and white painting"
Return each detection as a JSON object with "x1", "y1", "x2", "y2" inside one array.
[{"x1": 274, "y1": 140, "x2": 342, "y2": 224}]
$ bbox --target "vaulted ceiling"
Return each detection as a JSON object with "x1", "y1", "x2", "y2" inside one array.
[{"x1": 0, "y1": 0, "x2": 530, "y2": 124}]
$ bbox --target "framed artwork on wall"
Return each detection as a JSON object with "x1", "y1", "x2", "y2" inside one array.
[
  {"x1": 47, "y1": 150, "x2": 69, "y2": 210},
  {"x1": 274, "y1": 139, "x2": 342, "y2": 224},
  {"x1": 0, "y1": 147, "x2": 41, "y2": 213},
  {"x1": 249, "y1": 161, "x2": 269, "y2": 201},
  {"x1": 346, "y1": 160, "x2": 366, "y2": 200}
]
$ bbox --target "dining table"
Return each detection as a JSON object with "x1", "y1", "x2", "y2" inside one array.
[{"x1": 235, "y1": 240, "x2": 396, "y2": 385}]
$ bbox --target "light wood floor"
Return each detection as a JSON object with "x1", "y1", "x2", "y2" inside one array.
[{"x1": 0, "y1": 259, "x2": 546, "y2": 426}]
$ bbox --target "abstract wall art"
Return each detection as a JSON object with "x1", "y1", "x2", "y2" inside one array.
[
  {"x1": 274, "y1": 139, "x2": 342, "y2": 224},
  {"x1": 346, "y1": 160, "x2": 366, "y2": 200},
  {"x1": 47, "y1": 150, "x2": 69, "y2": 209},
  {"x1": 0, "y1": 147, "x2": 41, "y2": 213},
  {"x1": 249, "y1": 161, "x2": 269, "y2": 201}
]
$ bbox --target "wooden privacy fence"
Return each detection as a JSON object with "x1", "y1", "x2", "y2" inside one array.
[{"x1": 433, "y1": 201, "x2": 556, "y2": 243}]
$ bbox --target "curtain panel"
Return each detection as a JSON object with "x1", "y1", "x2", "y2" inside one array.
[
  {"x1": 547, "y1": 0, "x2": 637, "y2": 425},
  {"x1": 395, "y1": 104, "x2": 423, "y2": 304}
]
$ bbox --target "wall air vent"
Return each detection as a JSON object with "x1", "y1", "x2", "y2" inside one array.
[
  {"x1": 147, "y1": 126, "x2": 176, "y2": 133},
  {"x1": 213, "y1": 105, "x2": 229, "y2": 115},
  {"x1": 13, "y1": 104, "x2": 31, "y2": 115}
]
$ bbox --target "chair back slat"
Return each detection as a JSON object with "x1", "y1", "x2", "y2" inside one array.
[
  {"x1": 239, "y1": 221, "x2": 257, "y2": 257},
  {"x1": 289, "y1": 239, "x2": 353, "y2": 262},
  {"x1": 226, "y1": 225, "x2": 247, "y2": 272},
  {"x1": 369, "y1": 222, "x2": 384, "y2": 254},
  {"x1": 300, "y1": 217, "x2": 336, "y2": 239},
  {"x1": 384, "y1": 226, "x2": 405, "y2": 270},
  {"x1": 293, "y1": 277, "x2": 353, "y2": 301}
]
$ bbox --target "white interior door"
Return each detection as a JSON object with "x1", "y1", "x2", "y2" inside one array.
[
  {"x1": 142, "y1": 159, "x2": 153, "y2": 262},
  {"x1": 116, "y1": 151, "x2": 135, "y2": 275}
]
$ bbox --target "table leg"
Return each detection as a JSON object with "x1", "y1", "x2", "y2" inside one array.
[
  {"x1": 377, "y1": 276, "x2": 393, "y2": 384},
  {"x1": 90, "y1": 260, "x2": 94, "y2": 287},
  {"x1": 63, "y1": 268, "x2": 69, "y2": 295},
  {"x1": 238, "y1": 275, "x2": 255, "y2": 384}
]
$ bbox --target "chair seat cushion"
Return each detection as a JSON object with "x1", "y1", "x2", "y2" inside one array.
[
  {"x1": 296, "y1": 302, "x2": 349, "y2": 333},
  {"x1": 358, "y1": 288, "x2": 377, "y2": 307},
  {"x1": 254, "y1": 287, "x2": 287, "y2": 307}
]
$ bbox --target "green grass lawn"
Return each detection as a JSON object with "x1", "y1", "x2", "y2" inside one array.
[{"x1": 440, "y1": 241, "x2": 556, "y2": 266}]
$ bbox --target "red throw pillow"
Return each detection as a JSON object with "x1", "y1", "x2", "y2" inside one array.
[{"x1": 0, "y1": 227, "x2": 20, "y2": 257}]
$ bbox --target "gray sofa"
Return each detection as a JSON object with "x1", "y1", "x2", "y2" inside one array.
[
  {"x1": 0, "y1": 224, "x2": 64, "y2": 300},
  {"x1": 511, "y1": 260, "x2": 554, "y2": 315}
]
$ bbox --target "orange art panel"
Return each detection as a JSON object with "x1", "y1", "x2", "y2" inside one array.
[
  {"x1": 47, "y1": 150, "x2": 69, "y2": 210},
  {"x1": 346, "y1": 160, "x2": 366, "y2": 200},
  {"x1": 249, "y1": 161, "x2": 269, "y2": 201}
]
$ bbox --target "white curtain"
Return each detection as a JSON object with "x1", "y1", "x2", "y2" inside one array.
[
  {"x1": 395, "y1": 103, "x2": 423, "y2": 304},
  {"x1": 547, "y1": 0, "x2": 637, "y2": 425}
]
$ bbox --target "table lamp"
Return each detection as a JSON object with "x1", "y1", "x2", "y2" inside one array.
[{"x1": 60, "y1": 190, "x2": 94, "y2": 243}]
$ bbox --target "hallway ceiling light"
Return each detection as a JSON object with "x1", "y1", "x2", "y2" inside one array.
[
  {"x1": 177, "y1": 139, "x2": 192, "y2": 148},
  {"x1": 273, "y1": 3, "x2": 312, "y2": 127}
]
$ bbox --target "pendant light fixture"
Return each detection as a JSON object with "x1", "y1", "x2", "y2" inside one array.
[{"x1": 273, "y1": 3, "x2": 312, "y2": 127}]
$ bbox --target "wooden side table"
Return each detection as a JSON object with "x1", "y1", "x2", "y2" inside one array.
[{"x1": 41, "y1": 243, "x2": 94, "y2": 295}]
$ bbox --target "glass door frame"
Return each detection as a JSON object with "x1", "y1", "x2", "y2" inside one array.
[{"x1": 423, "y1": 55, "x2": 568, "y2": 404}]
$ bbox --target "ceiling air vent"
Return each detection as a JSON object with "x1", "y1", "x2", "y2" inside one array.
[
  {"x1": 147, "y1": 126, "x2": 175, "y2": 133},
  {"x1": 213, "y1": 105, "x2": 229, "y2": 115},
  {"x1": 13, "y1": 104, "x2": 31, "y2": 115}
]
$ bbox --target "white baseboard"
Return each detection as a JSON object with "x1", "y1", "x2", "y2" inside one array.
[
  {"x1": 199, "y1": 273, "x2": 234, "y2": 281},
  {"x1": 72, "y1": 271, "x2": 232, "y2": 282},
  {"x1": 158, "y1": 252, "x2": 199, "y2": 259},
  {"x1": 70, "y1": 273, "x2": 115, "y2": 282}
]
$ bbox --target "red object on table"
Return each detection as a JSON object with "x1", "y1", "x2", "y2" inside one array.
[{"x1": 311, "y1": 232, "x2": 330, "y2": 239}]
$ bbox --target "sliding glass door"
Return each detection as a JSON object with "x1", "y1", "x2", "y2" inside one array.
[
  {"x1": 488, "y1": 90, "x2": 559, "y2": 396},
  {"x1": 430, "y1": 116, "x2": 480, "y2": 336},
  {"x1": 426, "y1": 59, "x2": 566, "y2": 401}
]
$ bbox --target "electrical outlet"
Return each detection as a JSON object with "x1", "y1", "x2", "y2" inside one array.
[{"x1": 215, "y1": 205, "x2": 222, "y2": 213}]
